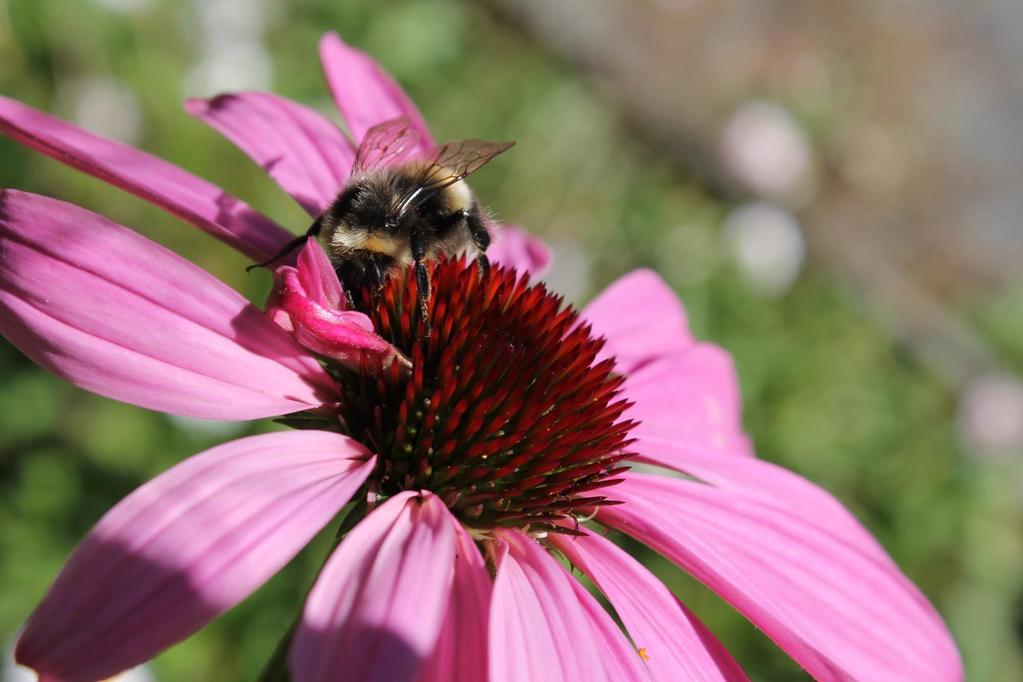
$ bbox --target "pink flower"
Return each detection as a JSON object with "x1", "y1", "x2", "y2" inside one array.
[{"x1": 0, "y1": 32, "x2": 960, "y2": 682}]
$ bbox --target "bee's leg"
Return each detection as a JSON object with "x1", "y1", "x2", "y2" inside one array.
[
  {"x1": 415, "y1": 261, "x2": 432, "y2": 335},
  {"x1": 245, "y1": 215, "x2": 324, "y2": 272},
  {"x1": 410, "y1": 227, "x2": 432, "y2": 336},
  {"x1": 367, "y1": 259, "x2": 383, "y2": 289},
  {"x1": 464, "y1": 206, "x2": 491, "y2": 277},
  {"x1": 335, "y1": 255, "x2": 366, "y2": 310},
  {"x1": 367, "y1": 258, "x2": 387, "y2": 307}
]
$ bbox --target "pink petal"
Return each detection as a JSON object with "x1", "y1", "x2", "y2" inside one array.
[
  {"x1": 0, "y1": 190, "x2": 336, "y2": 419},
  {"x1": 16, "y1": 432, "x2": 375, "y2": 682},
  {"x1": 567, "y1": 574, "x2": 653, "y2": 681},
  {"x1": 487, "y1": 224, "x2": 552, "y2": 277},
  {"x1": 489, "y1": 529, "x2": 619, "y2": 682},
  {"x1": 185, "y1": 92, "x2": 355, "y2": 216},
  {"x1": 292, "y1": 492, "x2": 456, "y2": 682},
  {"x1": 551, "y1": 531, "x2": 747, "y2": 682},
  {"x1": 582, "y1": 269, "x2": 695, "y2": 374},
  {"x1": 295, "y1": 235, "x2": 346, "y2": 309},
  {"x1": 266, "y1": 240, "x2": 407, "y2": 371},
  {"x1": 0, "y1": 95, "x2": 293, "y2": 264},
  {"x1": 599, "y1": 474, "x2": 963, "y2": 681},
  {"x1": 417, "y1": 524, "x2": 492, "y2": 682},
  {"x1": 624, "y1": 344, "x2": 755, "y2": 459},
  {"x1": 677, "y1": 599, "x2": 755, "y2": 682},
  {"x1": 634, "y1": 444, "x2": 892, "y2": 566},
  {"x1": 319, "y1": 32, "x2": 435, "y2": 151}
]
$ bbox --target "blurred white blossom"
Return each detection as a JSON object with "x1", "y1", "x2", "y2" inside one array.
[
  {"x1": 724, "y1": 202, "x2": 805, "y2": 296},
  {"x1": 195, "y1": 0, "x2": 269, "y2": 40},
  {"x1": 185, "y1": 42, "x2": 274, "y2": 95},
  {"x1": 185, "y1": 0, "x2": 274, "y2": 96},
  {"x1": 60, "y1": 77, "x2": 142, "y2": 145},
  {"x1": 89, "y1": 0, "x2": 154, "y2": 14},
  {"x1": 959, "y1": 372, "x2": 1023, "y2": 458},
  {"x1": 720, "y1": 100, "x2": 817, "y2": 206}
]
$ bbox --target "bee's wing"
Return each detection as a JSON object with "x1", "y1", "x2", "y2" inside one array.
[
  {"x1": 395, "y1": 138, "x2": 515, "y2": 215},
  {"x1": 422, "y1": 138, "x2": 516, "y2": 187},
  {"x1": 352, "y1": 117, "x2": 422, "y2": 175}
]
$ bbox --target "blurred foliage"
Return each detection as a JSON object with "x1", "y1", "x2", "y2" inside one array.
[{"x1": 1, "y1": 0, "x2": 1021, "y2": 680}]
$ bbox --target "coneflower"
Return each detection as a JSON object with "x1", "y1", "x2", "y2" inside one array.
[{"x1": 0, "y1": 31, "x2": 960, "y2": 682}]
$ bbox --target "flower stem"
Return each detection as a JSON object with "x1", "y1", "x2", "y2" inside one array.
[{"x1": 255, "y1": 498, "x2": 369, "y2": 682}]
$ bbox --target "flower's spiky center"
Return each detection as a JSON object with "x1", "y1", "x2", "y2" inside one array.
[{"x1": 334, "y1": 259, "x2": 636, "y2": 535}]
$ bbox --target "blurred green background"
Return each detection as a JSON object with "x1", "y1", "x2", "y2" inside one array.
[{"x1": 2, "y1": 0, "x2": 1022, "y2": 679}]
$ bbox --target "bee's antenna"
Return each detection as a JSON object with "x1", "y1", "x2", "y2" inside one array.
[
  {"x1": 245, "y1": 216, "x2": 324, "y2": 272},
  {"x1": 244, "y1": 234, "x2": 308, "y2": 272}
]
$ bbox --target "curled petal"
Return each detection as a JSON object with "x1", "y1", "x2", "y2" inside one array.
[
  {"x1": 319, "y1": 32, "x2": 435, "y2": 151},
  {"x1": 0, "y1": 95, "x2": 292, "y2": 264},
  {"x1": 624, "y1": 345, "x2": 754, "y2": 458},
  {"x1": 489, "y1": 530, "x2": 620, "y2": 682},
  {"x1": 185, "y1": 92, "x2": 355, "y2": 216},
  {"x1": 16, "y1": 432, "x2": 375, "y2": 682},
  {"x1": 294, "y1": 235, "x2": 346, "y2": 309},
  {"x1": 266, "y1": 239, "x2": 407, "y2": 371},
  {"x1": 418, "y1": 524, "x2": 492, "y2": 682},
  {"x1": 292, "y1": 492, "x2": 456, "y2": 682},
  {"x1": 487, "y1": 224, "x2": 552, "y2": 278},
  {"x1": 582, "y1": 269, "x2": 694, "y2": 374},
  {"x1": 0, "y1": 191, "x2": 336, "y2": 419},
  {"x1": 599, "y1": 474, "x2": 963, "y2": 681},
  {"x1": 551, "y1": 531, "x2": 747, "y2": 682}
]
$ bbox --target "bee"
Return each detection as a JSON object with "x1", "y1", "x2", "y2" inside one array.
[{"x1": 253, "y1": 117, "x2": 514, "y2": 329}]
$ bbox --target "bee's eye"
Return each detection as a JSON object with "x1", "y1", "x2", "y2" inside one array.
[{"x1": 384, "y1": 218, "x2": 397, "y2": 230}]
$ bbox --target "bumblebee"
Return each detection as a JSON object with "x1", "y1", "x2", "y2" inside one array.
[{"x1": 255, "y1": 117, "x2": 513, "y2": 328}]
